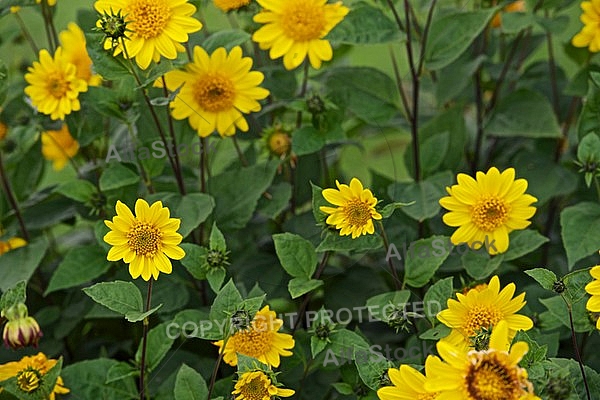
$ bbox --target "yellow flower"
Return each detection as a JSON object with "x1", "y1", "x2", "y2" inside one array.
[
  {"x1": 586, "y1": 265, "x2": 600, "y2": 329},
  {"x1": 158, "y1": 45, "x2": 269, "y2": 137},
  {"x1": 59, "y1": 23, "x2": 102, "y2": 86},
  {"x1": 24, "y1": 48, "x2": 88, "y2": 120},
  {"x1": 94, "y1": 0, "x2": 203, "y2": 70},
  {"x1": 573, "y1": 0, "x2": 600, "y2": 52},
  {"x1": 103, "y1": 199, "x2": 186, "y2": 281},
  {"x1": 320, "y1": 177, "x2": 382, "y2": 239},
  {"x1": 214, "y1": 306, "x2": 295, "y2": 367},
  {"x1": 0, "y1": 234, "x2": 27, "y2": 256},
  {"x1": 10, "y1": 6, "x2": 20, "y2": 13},
  {"x1": 41, "y1": 124, "x2": 80, "y2": 171},
  {"x1": 0, "y1": 352, "x2": 69, "y2": 400},
  {"x1": 252, "y1": 0, "x2": 349, "y2": 70},
  {"x1": 36, "y1": 0, "x2": 57, "y2": 6},
  {"x1": 490, "y1": 0, "x2": 526, "y2": 28},
  {"x1": 437, "y1": 275, "x2": 533, "y2": 351},
  {"x1": 232, "y1": 370, "x2": 295, "y2": 400},
  {"x1": 377, "y1": 364, "x2": 439, "y2": 400},
  {"x1": 214, "y1": 0, "x2": 251, "y2": 12},
  {"x1": 425, "y1": 321, "x2": 540, "y2": 400},
  {"x1": 439, "y1": 167, "x2": 537, "y2": 255}
]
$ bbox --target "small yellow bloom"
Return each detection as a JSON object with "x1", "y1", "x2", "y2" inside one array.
[
  {"x1": 377, "y1": 364, "x2": 439, "y2": 400},
  {"x1": 214, "y1": 0, "x2": 251, "y2": 12},
  {"x1": 320, "y1": 177, "x2": 382, "y2": 239},
  {"x1": 0, "y1": 353, "x2": 69, "y2": 400},
  {"x1": 36, "y1": 0, "x2": 57, "y2": 6},
  {"x1": 490, "y1": 0, "x2": 526, "y2": 28},
  {"x1": 214, "y1": 306, "x2": 295, "y2": 367},
  {"x1": 9, "y1": 6, "x2": 20, "y2": 13},
  {"x1": 232, "y1": 370, "x2": 295, "y2": 400},
  {"x1": 252, "y1": 0, "x2": 349, "y2": 70},
  {"x1": 0, "y1": 235, "x2": 27, "y2": 256},
  {"x1": 41, "y1": 124, "x2": 80, "y2": 171},
  {"x1": 59, "y1": 23, "x2": 102, "y2": 86},
  {"x1": 572, "y1": 0, "x2": 600, "y2": 52},
  {"x1": 104, "y1": 199, "x2": 186, "y2": 281},
  {"x1": 585, "y1": 265, "x2": 600, "y2": 329}
]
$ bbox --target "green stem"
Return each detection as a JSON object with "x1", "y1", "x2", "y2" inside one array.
[
  {"x1": 561, "y1": 294, "x2": 591, "y2": 400},
  {"x1": 13, "y1": 12, "x2": 39, "y2": 55},
  {"x1": 207, "y1": 333, "x2": 230, "y2": 400},
  {"x1": 377, "y1": 221, "x2": 401, "y2": 290},
  {"x1": 139, "y1": 278, "x2": 154, "y2": 400},
  {"x1": 292, "y1": 251, "x2": 331, "y2": 333},
  {"x1": 0, "y1": 152, "x2": 29, "y2": 241}
]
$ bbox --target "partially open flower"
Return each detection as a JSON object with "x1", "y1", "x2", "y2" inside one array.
[{"x1": 2, "y1": 303, "x2": 43, "y2": 350}]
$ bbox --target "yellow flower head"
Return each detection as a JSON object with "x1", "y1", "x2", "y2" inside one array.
[
  {"x1": 41, "y1": 124, "x2": 80, "y2": 171},
  {"x1": 252, "y1": 0, "x2": 349, "y2": 70},
  {"x1": 0, "y1": 353, "x2": 69, "y2": 399},
  {"x1": 572, "y1": 0, "x2": 600, "y2": 52},
  {"x1": 94, "y1": 0, "x2": 203, "y2": 69},
  {"x1": 158, "y1": 45, "x2": 269, "y2": 137},
  {"x1": 490, "y1": 0, "x2": 526, "y2": 28},
  {"x1": 103, "y1": 199, "x2": 186, "y2": 281},
  {"x1": 320, "y1": 177, "x2": 383, "y2": 239},
  {"x1": 437, "y1": 275, "x2": 533, "y2": 351},
  {"x1": 214, "y1": 305, "x2": 295, "y2": 367},
  {"x1": 24, "y1": 48, "x2": 88, "y2": 120},
  {"x1": 232, "y1": 370, "x2": 295, "y2": 400},
  {"x1": 0, "y1": 233, "x2": 27, "y2": 256},
  {"x1": 439, "y1": 167, "x2": 537, "y2": 255},
  {"x1": 214, "y1": 0, "x2": 251, "y2": 12},
  {"x1": 377, "y1": 364, "x2": 439, "y2": 400},
  {"x1": 36, "y1": 0, "x2": 57, "y2": 5},
  {"x1": 59, "y1": 23, "x2": 102, "y2": 86},
  {"x1": 425, "y1": 321, "x2": 540, "y2": 400},
  {"x1": 586, "y1": 265, "x2": 600, "y2": 329}
]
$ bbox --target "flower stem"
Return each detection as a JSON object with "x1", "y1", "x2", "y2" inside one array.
[
  {"x1": 377, "y1": 221, "x2": 401, "y2": 290},
  {"x1": 12, "y1": 12, "x2": 39, "y2": 55},
  {"x1": 207, "y1": 333, "x2": 230, "y2": 399},
  {"x1": 0, "y1": 152, "x2": 29, "y2": 241},
  {"x1": 561, "y1": 294, "x2": 591, "y2": 400},
  {"x1": 139, "y1": 278, "x2": 154, "y2": 400},
  {"x1": 40, "y1": 0, "x2": 58, "y2": 52},
  {"x1": 292, "y1": 251, "x2": 330, "y2": 333}
]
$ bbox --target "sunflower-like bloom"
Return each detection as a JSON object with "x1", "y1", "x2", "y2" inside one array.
[
  {"x1": 214, "y1": 306, "x2": 295, "y2": 367},
  {"x1": 425, "y1": 320, "x2": 540, "y2": 400},
  {"x1": 439, "y1": 167, "x2": 537, "y2": 255},
  {"x1": 0, "y1": 234, "x2": 26, "y2": 255},
  {"x1": 94, "y1": 0, "x2": 203, "y2": 69},
  {"x1": 158, "y1": 46, "x2": 269, "y2": 137},
  {"x1": 232, "y1": 370, "x2": 295, "y2": 400},
  {"x1": 59, "y1": 23, "x2": 102, "y2": 86},
  {"x1": 0, "y1": 353, "x2": 69, "y2": 399},
  {"x1": 214, "y1": 0, "x2": 251, "y2": 12},
  {"x1": 41, "y1": 124, "x2": 80, "y2": 171},
  {"x1": 104, "y1": 199, "x2": 186, "y2": 281},
  {"x1": 490, "y1": 0, "x2": 525, "y2": 28},
  {"x1": 2, "y1": 303, "x2": 43, "y2": 350},
  {"x1": 24, "y1": 48, "x2": 88, "y2": 120},
  {"x1": 320, "y1": 178, "x2": 382, "y2": 239},
  {"x1": 437, "y1": 275, "x2": 533, "y2": 351},
  {"x1": 377, "y1": 364, "x2": 439, "y2": 400},
  {"x1": 252, "y1": 0, "x2": 349, "y2": 70},
  {"x1": 586, "y1": 265, "x2": 600, "y2": 329},
  {"x1": 572, "y1": 0, "x2": 600, "y2": 52}
]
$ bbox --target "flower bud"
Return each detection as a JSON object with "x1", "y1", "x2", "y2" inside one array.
[{"x1": 2, "y1": 303, "x2": 43, "y2": 349}]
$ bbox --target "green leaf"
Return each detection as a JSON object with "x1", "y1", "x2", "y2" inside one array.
[
  {"x1": 288, "y1": 277, "x2": 323, "y2": 299},
  {"x1": 311, "y1": 182, "x2": 328, "y2": 224},
  {"x1": 177, "y1": 193, "x2": 215, "y2": 239},
  {"x1": 379, "y1": 201, "x2": 414, "y2": 219},
  {"x1": 202, "y1": 29, "x2": 251, "y2": 52},
  {"x1": 393, "y1": 171, "x2": 453, "y2": 222},
  {"x1": 354, "y1": 347, "x2": 393, "y2": 391},
  {"x1": 292, "y1": 125, "x2": 326, "y2": 156},
  {"x1": 180, "y1": 243, "x2": 208, "y2": 280},
  {"x1": 419, "y1": 324, "x2": 451, "y2": 341},
  {"x1": 316, "y1": 231, "x2": 383, "y2": 253},
  {"x1": 563, "y1": 268, "x2": 593, "y2": 304},
  {"x1": 365, "y1": 290, "x2": 411, "y2": 321},
  {"x1": 83, "y1": 281, "x2": 143, "y2": 318},
  {"x1": 404, "y1": 236, "x2": 451, "y2": 287},
  {"x1": 209, "y1": 279, "x2": 243, "y2": 324},
  {"x1": 422, "y1": 277, "x2": 453, "y2": 323},
  {"x1": 62, "y1": 359, "x2": 138, "y2": 399},
  {"x1": 486, "y1": 89, "x2": 562, "y2": 138},
  {"x1": 331, "y1": 382, "x2": 354, "y2": 395},
  {"x1": 256, "y1": 182, "x2": 292, "y2": 219},
  {"x1": 539, "y1": 296, "x2": 594, "y2": 332},
  {"x1": 106, "y1": 362, "x2": 138, "y2": 384},
  {"x1": 311, "y1": 335, "x2": 329, "y2": 358},
  {"x1": 503, "y1": 230, "x2": 549, "y2": 261},
  {"x1": 463, "y1": 251, "x2": 504, "y2": 280},
  {"x1": 436, "y1": 55, "x2": 486, "y2": 105},
  {"x1": 236, "y1": 354, "x2": 269, "y2": 374},
  {"x1": 134, "y1": 323, "x2": 175, "y2": 372},
  {"x1": 174, "y1": 364, "x2": 209, "y2": 400},
  {"x1": 425, "y1": 8, "x2": 499, "y2": 70},
  {"x1": 327, "y1": 2, "x2": 403, "y2": 44},
  {"x1": 577, "y1": 133, "x2": 600, "y2": 162},
  {"x1": 0, "y1": 238, "x2": 48, "y2": 292},
  {"x1": 209, "y1": 222, "x2": 226, "y2": 252},
  {"x1": 525, "y1": 268, "x2": 557, "y2": 292},
  {"x1": 54, "y1": 179, "x2": 97, "y2": 203},
  {"x1": 420, "y1": 132, "x2": 450, "y2": 176},
  {"x1": 273, "y1": 232, "x2": 317, "y2": 278},
  {"x1": 0, "y1": 281, "x2": 26, "y2": 313},
  {"x1": 99, "y1": 163, "x2": 140, "y2": 191},
  {"x1": 328, "y1": 329, "x2": 370, "y2": 357},
  {"x1": 45, "y1": 245, "x2": 112, "y2": 295},
  {"x1": 125, "y1": 303, "x2": 163, "y2": 323},
  {"x1": 560, "y1": 202, "x2": 600, "y2": 269},
  {"x1": 207, "y1": 268, "x2": 226, "y2": 293}
]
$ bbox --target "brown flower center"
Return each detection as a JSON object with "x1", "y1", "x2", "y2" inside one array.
[
  {"x1": 471, "y1": 196, "x2": 509, "y2": 231},
  {"x1": 127, "y1": 221, "x2": 162, "y2": 256},
  {"x1": 465, "y1": 352, "x2": 527, "y2": 400},
  {"x1": 282, "y1": 0, "x2": 326, "y2": 41},
  {"x1": 236, "y1": 376, "x2": 269, "y2": 400},
  {"x1": 47, "y1": 73, "x2": 68, "y2": 98},
  {"x1": 127, "y1": 0, "x2": 170, "y2": 39},
  {"x1": 194, "y1": 73, "x2": 236, "y2": 112}
]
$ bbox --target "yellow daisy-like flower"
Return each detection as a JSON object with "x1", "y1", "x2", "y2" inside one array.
[
  {"x1": 41, "y1": 124, "x2": 80, "y2": 171},
  {"x1": 94, "y1": 0, "x2": 203, "y2": 70},
  {"x1": 572, "y1": 0, "x2": 600, "y2": 52},
  {"x1": 425, "y1": 321, "x2": 540, "y2": 400},
  {"x1": 439, "y1": 167, "x2": 537, "y2": 255},
  {"x1": 214, "y1": 0, "x2": 251, "y2": 12},
  {"x1": 24, "y1": 48, "x2": 88, "y2": 120},
  {"x1": 377, "y1": 364, "x2": 439, "y2": 400},
  {"x1": 252, "y1": 0, "x2": 350, "y2": 70},
  {"x1": 158, "y1": 45, "x2": 269, "y2": 137},
  {"x1": 319, "y1": 177, "x2": 383, "y2": 239},
  {"x1": 437, "y1": 275, "x2": 533, "y2": 351},
  {"x1": 0, "y1": 236, "x2": 27, "y2": 255},
  {"x1": 214, "y1": 306, "x2": 295, "y2": 367},
  {"x1": 103, "y1": 199, "x2": 186, "y2": 281},
  {"x1": 59, "y1": 23, "x2": 102, "y2": 86},
  {"x1": 232, "y1": 370, "x2": 295, "y2": 400},
  {"x1": 0, "y1": 352, "x2": 69, "y2": 400},
  {"x1": 585, "y1": 265, "x2": 600, "y2": 329}
]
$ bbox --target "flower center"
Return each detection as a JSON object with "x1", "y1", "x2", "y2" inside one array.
[
  {"x1": 230, "y1": 317, "x2": 273, "y2": 359},
  {"x1": 343, "y1": 199, "x2": 372, "y2": 227},
  {"x1": 127, "y1": 0, "x2": 170, "y2": 39},
  {"x1": 465, "y1": 305, "x2": 502, "y2": 337},
  {"x1": 47, "y1": 73, "x2": 68, "y2": 98},
  {"x1": 471, "y1": 196, "x2": 509, "y2": 231},
  {"x1": 127, "y1": 221, "x2": 162, "y2": 257},
  {"x1": 16, "y1": 368, "x2": 41, "y2": 393},
  {"x1": 237, "y1": 376, "x2": 269, "y2": 400},
  {"x1": 465, "y1": 352, "x2": 525, "y2": 400},
  {"x1": 194, "y1": 74, "x2": 236, "y2": 112},
  {"x1": 282, "y1": 0, "x2": 327, "y2": 41}
]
